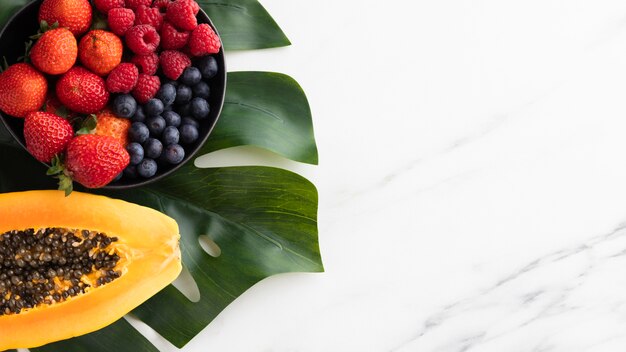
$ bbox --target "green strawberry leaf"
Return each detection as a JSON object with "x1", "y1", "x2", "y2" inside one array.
[
  {"x1": 202, "y1": 72, "x2": 319, "y2": 165},
  {"x1": 198, "y1": 0, "x2": 291, "y2": 50},
  {"x1": 76, "y1": 115, "x2": 98, "y2": 135}
]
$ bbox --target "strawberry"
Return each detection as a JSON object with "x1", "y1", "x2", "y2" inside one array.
[
  {"x1": 57, "y1": 67, "x2": 109, "y2": 114},
  {"x1": 31, "y1": 28, "x2": 77, "y2": 75},
  {"x1": 78, "y1": 30, "x2": 123, "y2": 76},
  {"x1": 94, "y1": 109, "x2": 131, "y2": 146},
  {"x1": 66, "y1": 135, "x2": 130, "y2": 188},
  {"x1": 24, "y1": 111, "x2": 74, "y2": 163},
  {"x1": 0, "y1": 63, "x2": 48, "y2": 118},
  {"x1": 189, "y1": 24, "x2": 221, "y2": 57},
  {"x1": 39, "y1": 0, "x2": 92, "y2": 36}
]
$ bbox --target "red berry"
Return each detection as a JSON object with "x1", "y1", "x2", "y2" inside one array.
[
  {"x1": 189, "y1": 24, "x2": 221, "y2": 57},
  {"x1": 166, "y1": 0, "x2": 198, "y2": 31},
  {"x1": 108, "y1": 8, "x2": 135, "y2": 36},
  {"x1": 125, "y1": 0, "x2": 151, "y2": 10},
  {"x1": 78, "y1": 30, "x2": 123, "y2": 76},
  {"x1": 24, "y1": 111, "x2": 74, "y2": 163},
  {"x1": 152, "y1": 0, "x2": 172, "y2": 13},
  {"x1": 135, "y1": 5, "x2": 164, "y2": 31},
  {"x1": 66, "y1": 134, "x2": 130, "y2": 188},
  {"x1": 160, "y1": 50, "x2": 191, "y2": 80},
  {"x1": 186, "y1": 0, "x2": 200, "y2": 15},
  {"x1": 0, "y1": 63, "x2": 48, "y2": 118},
  {"x1": 125, "y1": 25, "x2": 160, "y2": 55},
  {"x1": 56, "y1": 67, "x2": 109, "y2": 114},
  {"x1": 131, "y1": 53, "x2": 159, "y2": 75},
  {"x1": 106, "y1": 63, "x2": 139, "y2": 93},
  {"x1": 160, "y1": 21, "x2": 189, "y2": 50},
  {"x1": 94, "y1": 0, "x2": 125, "y2": 14},
  {"x1": 132, "y1": 74, "x2": 161, "y2": 104},
  {"x1": 39, "y1": 0, "x2": 92, "y2": 36}
]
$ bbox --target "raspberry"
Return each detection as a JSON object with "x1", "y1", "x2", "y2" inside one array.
[
  {"x1": 153, "y1": 0, "x2": 173, "y2": 13},
  {"x1": 166, "y1": 0, "x2": 198, "y2": 31},
  {"x1": 160, "y1": 21, "x2": 190, "y2": 50},
  {"x1": 106, "y1": 63, "x2": 139, "y2": 93},
  {"x1": 125, "y1": 0, "x2": 151, "y2": 10},
  {"x1": 187, "y1": 0, "x2": 200, "y2": 15},
  {"x1": 135, "y1": 5, "x2": 164, "y2": 31},
  {"x1": 160, "y1": 50, "x2": 191, "y2": 80},
  {"x1": 108, "y1": 8, "x2": 135, "y2": 36},
  {"x1": 126, "y1": 25, "x2": 160, "y2": 55},
  {"x1": 132, "y1": 74, "x2": 161, "y2": 104},
  {"x1": 131, "y1": 53, "x2": 159, "y2": 75},
  {"x1": 189, "y1": 24, "x2": 221, "y2": 57},
  {"x1": 94, "y1": 0, "x2": 125, "y2": 14}
]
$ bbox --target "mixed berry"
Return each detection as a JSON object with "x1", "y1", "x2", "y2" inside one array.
[{"x1": 0, "y1": 0, "x2": 221, "y2": 193}]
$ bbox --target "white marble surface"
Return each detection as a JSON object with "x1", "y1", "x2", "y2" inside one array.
[{"x1": 132, "y1": 0, "x2": 626, "y2": 351}]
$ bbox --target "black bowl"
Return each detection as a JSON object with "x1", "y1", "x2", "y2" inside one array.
[{"x1": 0, "y1": 0, "x2": 226, "y2": 189}]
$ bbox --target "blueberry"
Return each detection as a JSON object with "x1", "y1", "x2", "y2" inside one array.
[
  {"x1": 113, "y1": 172, "x2": 123, "y2": 182},
  {"x1": 162, "y1": 126, "x2": 180, "y2": 145},
  {"x1": 138, "y1": 159, "x2": 158, "y2": 178},
  {"x1": 156, "y1": 83, "x2": 177, "y2": 107},
  {"x1": 191, "y1": 97, "x2": 210, "y2": 119},
  {"x1": 147, "y1": 116, "x2": 166, "y2": 136},
  {"x1": 129, "y1": 122, "x2": 150, "y2": 144},
  {"x1": 144, "y1": 138, "x2": 163, "y2": 159},
  {"x1": 180, "y1": 124, "x2": 199, "y2": 144},
  {"x1": 126, "y1": 142, "x2": 144, "y2": 165},
  {"x1": 164, "y1": 144, "x2": 185, "y2": 164},
  {"x1": 193, "y1": 82, "x2": 210, "y2": 99},
  {"x1": 196, "y1": 56, "x2": 218, "y2": 79},
  {"x1": 145, "y1": 99, "x2": 165, "y2": 117},
  {"x1": 175, "y1": 85, "x2": 192, "y2": 105},
  {"x1": 112, "y1": 94, "x2": 137, "y2": 118},
  {"x1": 180, "y1": 67, "x2": 202, "y2": 86},
  {"x1": 163, "y1": 111, "x2": 181, "y2": 127},
  {"x1": 181, "y1": 117, "x2": 199, "y2": 129},
  {"x1": 124, "y1": 165, "x2": 139, "y2": 179},
  {"x1": 132, "y1": 105, "x2": 146, "y2": 123}
]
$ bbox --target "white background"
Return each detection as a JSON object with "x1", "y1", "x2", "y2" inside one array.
[{"x1": 94, "y1": 0, "x2": 626, "y2": 351}]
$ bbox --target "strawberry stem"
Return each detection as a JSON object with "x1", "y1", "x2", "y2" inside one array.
[{"x1": 47, "y1": 155, "x2": 74, "y2": 197}]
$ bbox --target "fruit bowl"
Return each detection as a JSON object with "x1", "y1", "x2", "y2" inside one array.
[{"x1": 0, "y1": 0, "x2": 226, "y2": 190}]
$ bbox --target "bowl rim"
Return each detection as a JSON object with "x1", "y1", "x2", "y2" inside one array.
[{"x1": 0, "y1": 0, "x2": 228, "y2": 190}]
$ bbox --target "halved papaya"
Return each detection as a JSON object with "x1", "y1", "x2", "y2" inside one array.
[{"x1": 0, "y1": 190, "x2": 181, "y2": 349}]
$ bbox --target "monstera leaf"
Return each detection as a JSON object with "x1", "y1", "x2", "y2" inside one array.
[{"x1": 0, "y1": 0, "x2": 318, "y2": 349}]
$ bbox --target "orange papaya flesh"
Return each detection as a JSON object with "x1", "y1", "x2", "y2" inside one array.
[{"x1": 0, "y1": 190, "x2": 181, "y2": 349}]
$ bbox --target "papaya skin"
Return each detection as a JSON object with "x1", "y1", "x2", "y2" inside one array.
[{"x1": 0, "y1": 190, "x2": 181, "y2": 349}]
